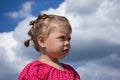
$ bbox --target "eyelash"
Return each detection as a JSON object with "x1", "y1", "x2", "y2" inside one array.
[{"x1": 59, "y1": 36, "x2": 71, "y2": 41}]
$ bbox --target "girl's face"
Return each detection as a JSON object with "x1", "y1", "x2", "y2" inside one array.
[{"x1": 44, "y1": 23, "x2": 71, "y2": 59}]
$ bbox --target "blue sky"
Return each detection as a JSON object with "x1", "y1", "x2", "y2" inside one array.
[
  {"x1": 0, "y1": 0, "x2": 120, "y2": 80},
  {"x1": 0, "y1": 0, "x2": 63, "y2": 32}
]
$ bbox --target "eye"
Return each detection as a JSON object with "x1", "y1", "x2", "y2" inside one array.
[
  {"x1": 58, "y1": 36, "x2": 65, "y2": 41},
  {"x1": 68, "y1": 37, "x2": 71, "y2": 41}
]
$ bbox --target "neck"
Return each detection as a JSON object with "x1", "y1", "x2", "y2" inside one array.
[
  {"x1": 39, "y1": 54, "x2": 64, "y2": 70},
  {"x1": 39, "y1": 54, "x2": 60, "y2": 64}
]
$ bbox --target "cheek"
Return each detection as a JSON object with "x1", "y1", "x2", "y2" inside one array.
[{"x1": 46, "y1": 41, "x2": 63, "y2": 51}]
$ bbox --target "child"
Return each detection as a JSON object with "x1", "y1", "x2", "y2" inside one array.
[{"x1": 18, "y1": 13, "x2": 80, "y2": 80}]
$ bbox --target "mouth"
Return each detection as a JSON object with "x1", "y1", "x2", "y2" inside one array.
[{"x1": 63, "y1": 48, "x2": 69, "y2": 53}]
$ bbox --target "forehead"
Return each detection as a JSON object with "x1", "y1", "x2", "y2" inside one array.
[{"x1": 50, "y1": 20, "x2": 72, "y2": 34}]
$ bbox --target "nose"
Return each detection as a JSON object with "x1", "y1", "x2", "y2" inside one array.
[{"x1": 64, "y1": 40, "x2": 71, "y2": 47}]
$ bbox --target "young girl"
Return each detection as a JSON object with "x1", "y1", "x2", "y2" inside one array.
[{"x1": 18, "y1": 13, "x2": 80, "y2": 80}]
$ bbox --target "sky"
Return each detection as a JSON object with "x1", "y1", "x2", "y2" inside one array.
[{"x1": 0, "y1": 0, "x2": 120, "y2": 80}]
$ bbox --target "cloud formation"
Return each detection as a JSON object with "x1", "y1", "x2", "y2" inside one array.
[
  {"x1": 77, "y1": 61, "x2": 120, "y2": 80},
  {"x1": 6, "y1": 1, "x2": 33, "y2": 19},
  {"x1": 0, "y1": 0, "x2": 120, "y2": 80}
]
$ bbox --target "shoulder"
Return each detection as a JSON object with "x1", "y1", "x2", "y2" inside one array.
[
  {"x1": 63, "y1": 63, "x2": 80, "y2": 79},
  {"x1": 20, "y1": 60, "x2": 44, "y2": 73},
  {"x1": 62, "y1": 63, "x2": 76, "y2": 71},
  {"x1": 18, "y1": 60, "x2": 48, "y2": 80}
]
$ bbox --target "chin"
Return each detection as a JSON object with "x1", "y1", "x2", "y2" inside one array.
[{"x1": 58, "y1": 55, "x2": 67, "y2": 59}]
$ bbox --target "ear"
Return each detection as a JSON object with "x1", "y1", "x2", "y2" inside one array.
[{"x1": 37, "y1": 35, "x2": 46, "y2": 48}]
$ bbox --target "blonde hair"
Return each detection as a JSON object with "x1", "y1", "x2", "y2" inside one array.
[{"x1": 24, "y1": 13, "x2": 72, "y2": 52}]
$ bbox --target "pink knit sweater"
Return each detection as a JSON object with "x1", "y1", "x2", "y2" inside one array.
[{"x1": 18, "y1": 60, "x2": 80, "y2": 80}]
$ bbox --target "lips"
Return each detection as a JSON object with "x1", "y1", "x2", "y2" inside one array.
[{"x1": 63, "y1": 48, "x2": 70, "y2": 53}]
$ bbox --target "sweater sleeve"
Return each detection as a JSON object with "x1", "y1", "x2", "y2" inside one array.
[{"x1": 18, "y1": 61, "x2": 44, "y2": 80}]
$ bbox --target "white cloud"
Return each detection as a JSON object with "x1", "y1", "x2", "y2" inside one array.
[
  {"x1": 65, "y1": 0, "x2": 103, "y2": 15},
  {"x1": 0, "y1": 1, "x2": 34, "y2": 79},
  {"x1": 0, "y1": 32, "x2": 17, "y2": 61},
  {"x1": 76, "y1": 62, "x2": 120, "y2": 80},
  {"x1": 69, "y1": 0, "x2": 120, "y2": 44},
  {"x1": 6, "y1": 1, "x2": 33, "y2": 19},
  {"x1": 0, "y1": 32, "x2": 20, "y2": 80},
  {"x1": 0, "y1": 17, "x2": 36, "y2": 79}
]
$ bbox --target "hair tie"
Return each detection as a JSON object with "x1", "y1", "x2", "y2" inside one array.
[
  {"x1": 38, "y1": 13, "x2": 49, "y2": 19},
  {"x1": 24, "y1": 39, "x2": 31, "y2": 47},
  {"x1": 29, "y1": 20, "x2": 35, "y2": 25}
]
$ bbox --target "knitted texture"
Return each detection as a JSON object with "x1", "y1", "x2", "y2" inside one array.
[{"x1": 18, "y1": 60, "x2": 80, "y2": 80}]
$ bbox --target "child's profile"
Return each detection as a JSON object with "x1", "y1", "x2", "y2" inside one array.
[{"x1": 18, "y1": 13, "x2": 80, "y2": 80}]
